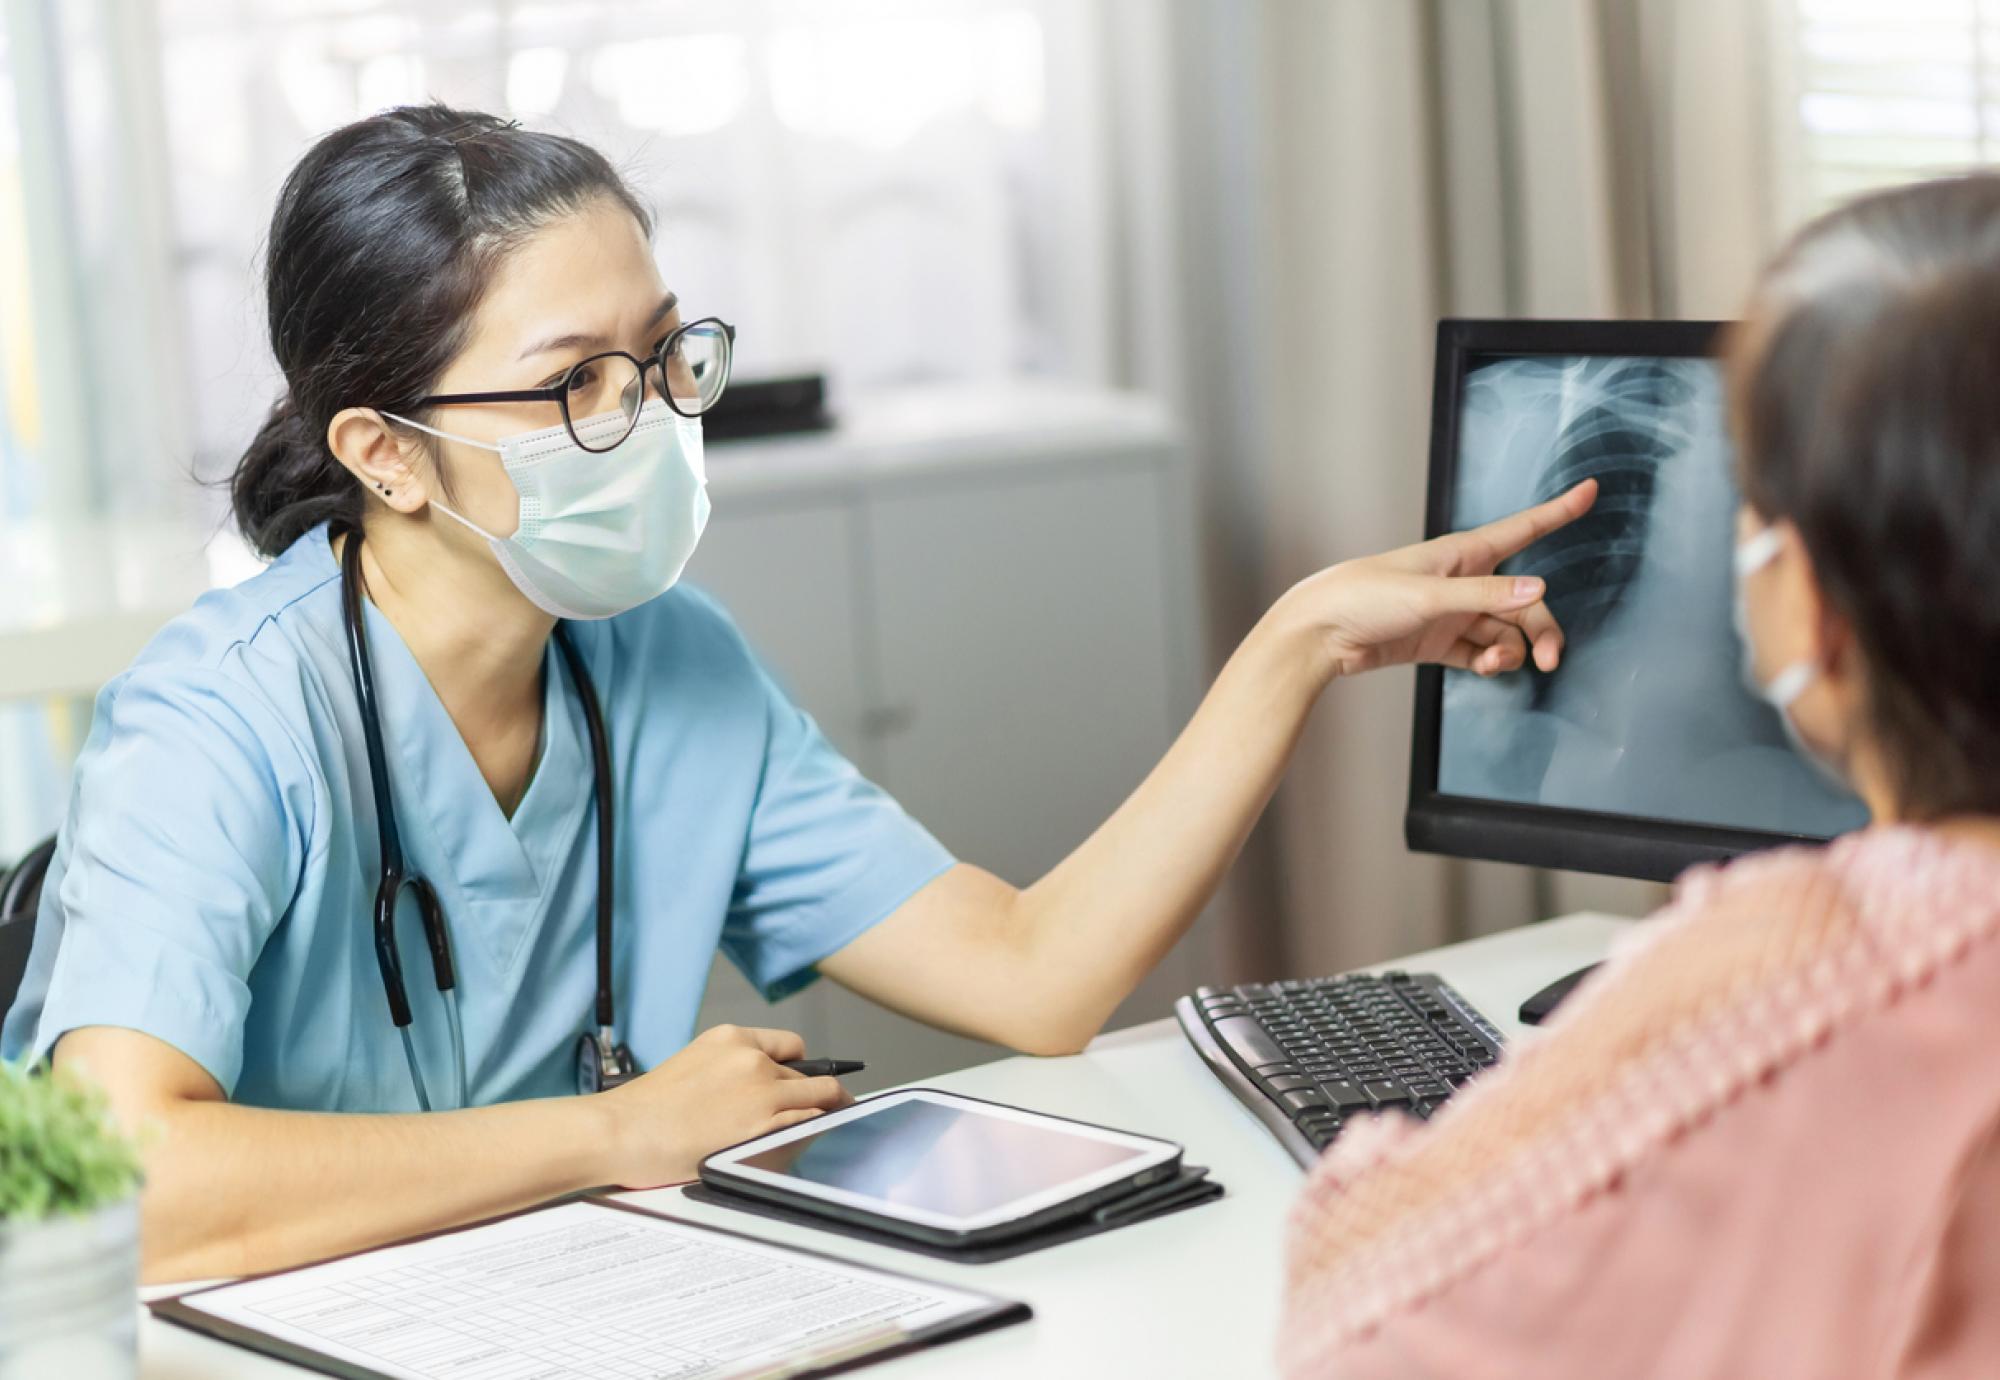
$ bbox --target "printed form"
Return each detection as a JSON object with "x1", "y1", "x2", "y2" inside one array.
[{"x1": 167, "y1": 1199, "x2": 1012, "y2": 1379}]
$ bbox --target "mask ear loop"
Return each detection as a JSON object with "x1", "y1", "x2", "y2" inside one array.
[
  {"x1": 1764, "y1": 661, "x2": 1818, "y2": 710},
  {"x1": 1734, "y1": 524, "x2": 1786, "y2": 576},
  {"x1": 1737, "y1": 523, "x2": 1823, "y2": 707},
  {"x1": 381, "y1": 410, "x2": 503, "y2": 454},
  {"x1": 381, "y1": 411, "x2": 512, "y2": 545}
]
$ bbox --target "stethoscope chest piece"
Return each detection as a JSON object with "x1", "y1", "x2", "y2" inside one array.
[{"x1": 577, "y1": 1029, "x2": 639, "y2": 1094}]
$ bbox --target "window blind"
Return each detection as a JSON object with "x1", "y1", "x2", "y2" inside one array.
[{"x1": 1788, "y1": 0, "x2": 2000, "y2": 210}]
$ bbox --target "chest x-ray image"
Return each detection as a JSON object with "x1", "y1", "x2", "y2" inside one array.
[{"x1": 1436, "y1": 354, "x2": 1870, "y2": 839}]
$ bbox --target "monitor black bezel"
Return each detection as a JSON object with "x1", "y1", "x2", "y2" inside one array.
[{"x1": 1404, "y1": 317, "x2": 1839, "y2": 883}]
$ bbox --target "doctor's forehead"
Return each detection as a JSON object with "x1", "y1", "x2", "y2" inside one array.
[{"x1": 453, "y1": 197, "x2": 668, "y2": 371}]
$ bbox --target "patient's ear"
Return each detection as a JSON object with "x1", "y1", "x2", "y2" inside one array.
[
  {"x1": 1793, "y1": 546, "x2": 1871, "y2": 740},
  {"x1": 327, "y1": 408, "x2": 429, "y2": 515},
  {"x1": 1790, "y1": 543, "x2": 1853, "y2": 676}
]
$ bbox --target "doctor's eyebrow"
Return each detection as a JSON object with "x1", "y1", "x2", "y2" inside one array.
[{"x1": 516, "y1": 292, "x2": 680, "y2": 362}]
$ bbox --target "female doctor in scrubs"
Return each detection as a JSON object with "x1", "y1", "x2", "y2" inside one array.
[{"x1": 0, "y1": 106, "x2": 1593, "y2": 1283}]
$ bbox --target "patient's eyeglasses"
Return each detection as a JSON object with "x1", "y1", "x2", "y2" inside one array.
[{"x1": 410, "y1": 317, "x2": 735, "y2": 453}]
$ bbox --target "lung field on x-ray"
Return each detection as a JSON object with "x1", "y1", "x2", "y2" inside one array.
[{"x1": 1436, "y1": 354, "x2": 1869, "y2": 840}]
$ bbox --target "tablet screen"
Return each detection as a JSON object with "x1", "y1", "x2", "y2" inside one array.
[{"x1": 736, "y1": 1097, "x2": 1152, "y2": 1220}]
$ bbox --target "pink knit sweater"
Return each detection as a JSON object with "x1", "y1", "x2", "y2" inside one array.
[{"x1": 1281, "y1": 826, "x2": 2000, "y2": 1379}]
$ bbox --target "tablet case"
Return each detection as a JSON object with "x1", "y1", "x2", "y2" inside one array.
[{"x1": 682, "y1": 1164, "x2": 1224, "y2": 1264}]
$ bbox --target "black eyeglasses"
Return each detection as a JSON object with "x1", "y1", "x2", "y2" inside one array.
[{"x1": 411, "y1": 317, "x2": 735, "y2": 454}]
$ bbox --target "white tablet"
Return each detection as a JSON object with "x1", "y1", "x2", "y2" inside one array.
[{"x1": 699, "y1": 1089, "x2": 1183, "y2": 1244}]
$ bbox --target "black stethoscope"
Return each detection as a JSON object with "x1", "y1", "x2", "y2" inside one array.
[{"x1": 340, "y1": 532, "x2": 637, "y2": 1109}]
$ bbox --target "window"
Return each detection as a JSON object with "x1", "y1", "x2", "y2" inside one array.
[
  {"x1": 153, "y1": 0, "x2": 1115, "y2": 485},
  {"x1": 1778, "y1": 0, "x2": 2000, "y2": 216},
  {"x1": 0, "y1": 1, "x2": 1134, "y2": 856}
]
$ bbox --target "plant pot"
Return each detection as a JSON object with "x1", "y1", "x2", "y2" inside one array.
[{"x1": 0, "y1": 1196, "x2": 139, "y2": 1380}]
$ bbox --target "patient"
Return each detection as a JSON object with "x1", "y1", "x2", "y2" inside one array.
[{"x1": 1282, "y1": 175, "x2": 2000, "y2": 1378}]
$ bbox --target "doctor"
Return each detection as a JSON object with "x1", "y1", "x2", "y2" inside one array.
[{"x1": 0, "y1": 105, "x2": 1592, "y2": 1283}]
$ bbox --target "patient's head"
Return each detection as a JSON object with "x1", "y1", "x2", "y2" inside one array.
[{"x1": 1726, "y1": 174, "x2": 2000, "y2": 822}]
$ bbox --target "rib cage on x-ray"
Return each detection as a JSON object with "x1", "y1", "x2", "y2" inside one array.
[
  {"x1": 1510, "y1": 360, "x2": 1688, "y2": 706},
  {"x1": 1438, "y1": 355, "x2": 1869, "y2": 840}
]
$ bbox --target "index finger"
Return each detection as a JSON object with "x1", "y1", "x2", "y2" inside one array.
[{"x1": 1445, "y1": 478, "x2": 1597, "y2": 572}]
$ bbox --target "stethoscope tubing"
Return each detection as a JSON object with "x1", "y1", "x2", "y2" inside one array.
[{"x1": 340, "y1": 530, "x2": 617, "y2": 1110}]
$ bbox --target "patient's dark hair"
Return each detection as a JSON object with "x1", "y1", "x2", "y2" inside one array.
[
  {"x1": 231, "y1": 105, "x2": 650, "y2": 557},
  {"x1": 1727, "y1": 173, "x2": 2000, "y2": 819}
]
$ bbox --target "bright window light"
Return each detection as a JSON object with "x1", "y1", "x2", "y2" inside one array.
[
  {"x1": 506, "y1": 46, "x2": 567, "y2": 117},
  {"x1": 1786, "y1": 0, "x2": 2000, "y2": 212},
  {"x1": 589, "y1": 35, "x2": 749, "y2": 137},
  {"x1": 980, "y1": 9, "x2": 1045, "y2": 132},
  {"x1": 770, "y1": 17, "x2": 980, "y2": 150},
  {"x1": 276, "y1": 39, "x2": 355, "y2": 132},
  {"x1": 357, "y1": 53, "x2": 425, "y2": 115}
]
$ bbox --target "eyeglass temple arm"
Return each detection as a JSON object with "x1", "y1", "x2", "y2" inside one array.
[{"x1": 410, "y1": 387, "x2": 563, "y2": 408}]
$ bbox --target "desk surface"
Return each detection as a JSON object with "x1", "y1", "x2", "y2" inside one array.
[{"x1": 138, "y1": 913, "x2": 1630, "y2": 1380}]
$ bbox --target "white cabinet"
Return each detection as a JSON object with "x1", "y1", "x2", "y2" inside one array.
[{"x1": 682, "y1": 386, "x2": 1209, "y2": 1090}]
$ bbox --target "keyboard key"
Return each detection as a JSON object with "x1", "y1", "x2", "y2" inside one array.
[
  {"x1": 1281, "y1": 1089, "x2": 1331, "y2": 1112},
  {"x1": 1361, "y1": 1080, "x2": 1413, "y2": 1109},
  {"x1": 1317, "y1": 1081, "x2": 1374, "y2": 1113},
  {"x1": 1265, "y1": 1074, "x2": 1316, "y2": 1094},
  {"x1": 1212, "y1": 1016, "x2": 1287, "y2": 1069}
]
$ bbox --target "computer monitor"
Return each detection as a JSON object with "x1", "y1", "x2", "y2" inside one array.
[{"x1": 1404, "y1": 319, "x2": 1871, "y2": 884}]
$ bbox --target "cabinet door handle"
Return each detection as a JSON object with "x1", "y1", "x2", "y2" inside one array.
[{"x1": 860, "y1": 704, "x2": 917, "y2": 738}]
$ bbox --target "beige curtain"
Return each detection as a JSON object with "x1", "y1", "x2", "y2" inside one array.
[{"x1": 1218, "y1": 0, "x2": 1780, "y2": 977}]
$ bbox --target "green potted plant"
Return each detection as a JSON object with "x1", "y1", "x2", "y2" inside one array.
[{"x1": 0, "y1": 1059, "x2": 143, "y2": 1379}]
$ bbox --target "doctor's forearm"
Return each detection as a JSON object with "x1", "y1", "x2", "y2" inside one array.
[
  {"x1": 1009, "y1": 589, "x2": 1332, "y2": 1049},
  {"x1": 132, "y1": 1094, "x2": 614, "y2": 1283}
]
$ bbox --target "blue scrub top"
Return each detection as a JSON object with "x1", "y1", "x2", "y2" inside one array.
[{"x1": 0, "y1": 526, "x2": 954, "y2": 1111}]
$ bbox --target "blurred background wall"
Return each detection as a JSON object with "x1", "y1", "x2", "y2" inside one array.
[{"x1": 0, "y1": 0, "x2": 1988, "y2": 1064}]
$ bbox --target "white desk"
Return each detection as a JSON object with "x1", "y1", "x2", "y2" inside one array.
[{"x1": 137, "y1": 913, "x2": 1629, "y2": 1379}]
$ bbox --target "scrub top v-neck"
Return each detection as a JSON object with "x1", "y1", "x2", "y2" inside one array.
[{"x1": 1, "y1": 525, "x2": 955, "y2": 1111}]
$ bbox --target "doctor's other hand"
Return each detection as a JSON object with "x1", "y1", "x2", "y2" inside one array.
[
  {"x1": 596, "y1": 1023, "x2": 854, "y2": 1189},
  {"x1": 1280, "y1": 478, "x2": 1598, "y2": 684}
]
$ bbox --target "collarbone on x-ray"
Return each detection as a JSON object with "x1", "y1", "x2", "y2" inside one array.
[{"x1": 1438, "y1": 353, "x2": 1869, "y2": 839}]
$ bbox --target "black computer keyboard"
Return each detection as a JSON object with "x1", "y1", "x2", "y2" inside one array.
[{"x1": 1175, "y1": 971, "x2": 1505, "y2": 1166}]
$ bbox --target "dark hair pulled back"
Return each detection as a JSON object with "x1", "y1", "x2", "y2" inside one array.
[
  {"x1": 231, "y1": 105, "x2": 651, "y2": 557},
  {"x1": 1729, "y1": 173, "x2": 2000, "y2": 820}
]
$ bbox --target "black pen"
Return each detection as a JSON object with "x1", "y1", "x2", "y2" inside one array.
[{"x1": 780, "y1": 1058, "x2": 865, "y2": 1077}]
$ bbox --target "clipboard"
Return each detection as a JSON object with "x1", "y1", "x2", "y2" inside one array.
[{"x1": 149, "y1": 1194, "x2": 1029, "y2": 1380}]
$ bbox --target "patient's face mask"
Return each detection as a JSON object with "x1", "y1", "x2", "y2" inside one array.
[
  {"x1": 385, "y1": 399, "x2": 708, "y2": 620},
  {"x1": 1733, "y1": 523, "x2": 1847, "y2": 787}
]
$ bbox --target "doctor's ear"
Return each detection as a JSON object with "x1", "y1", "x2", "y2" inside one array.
[{"x1": 327, "y1": 407, "x2": 432, "y2": 515}]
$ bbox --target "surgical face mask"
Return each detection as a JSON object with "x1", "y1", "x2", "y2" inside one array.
[
  {"x1": 384, "y1": 399, "x2": 709, "y2": 620},
  {"x1": 1733, "y1": 523, "x2": 1846, "y2": 786}
]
